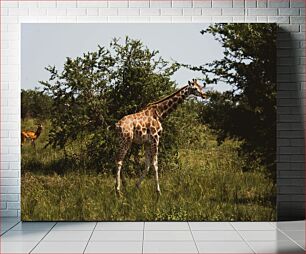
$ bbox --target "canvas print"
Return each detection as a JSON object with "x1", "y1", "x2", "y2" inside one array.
[{"x1": 21, "y1": 23, "x2": 276, "y2": 221}]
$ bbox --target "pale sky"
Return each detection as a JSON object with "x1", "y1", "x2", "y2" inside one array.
[{"x1": 21, "y1": 23, "x2": 230, "y2": 91}]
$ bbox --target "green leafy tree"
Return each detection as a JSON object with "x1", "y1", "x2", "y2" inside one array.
[
  {"x1": 21, "y1": 89, "x2": 52, "y2": 120},
  {"x1": 190, "y1": 24, "x2": 276, "y2": 175},
  {"x1": 41, "y1": 37, "x2": 180, "y2": 172}
]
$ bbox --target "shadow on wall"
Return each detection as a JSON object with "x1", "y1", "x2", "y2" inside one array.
[{"x1": 276, "y1": 27, "x2": 305, "y2": 221}]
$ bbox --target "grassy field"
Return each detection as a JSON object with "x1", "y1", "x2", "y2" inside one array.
[{"x1": 21, "y1": 119, "x2": 276, "y2": 221}]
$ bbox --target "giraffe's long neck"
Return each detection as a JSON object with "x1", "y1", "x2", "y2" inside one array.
[{"x1": 154, "y1": 85, "x2": 190, "y2": 119}]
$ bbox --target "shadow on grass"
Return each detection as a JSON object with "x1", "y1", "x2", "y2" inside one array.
[
  {"x1": 208, "y1": 196, "x2": 276, "y2": 205},
  {"x1": 22, "y1": 157, "x2": 79, "y2": 175}
]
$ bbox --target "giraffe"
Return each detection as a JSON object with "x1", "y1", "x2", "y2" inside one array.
[{"x1": 115, "y1": 79, "x2": 206, "y2": 196}]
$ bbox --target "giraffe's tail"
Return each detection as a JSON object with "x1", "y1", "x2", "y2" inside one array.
[{"x1": 106, "y1": 122, "x2": 120, "y2": 132}]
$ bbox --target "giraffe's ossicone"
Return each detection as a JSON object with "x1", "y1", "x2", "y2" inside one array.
[{"x1": 115, "y1": 79, "x2": 206, "y2": 196}]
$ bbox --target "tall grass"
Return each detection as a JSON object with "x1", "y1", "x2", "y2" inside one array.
[{"x1": 21, "y1": 119, "x2": 276, "y2": 221}]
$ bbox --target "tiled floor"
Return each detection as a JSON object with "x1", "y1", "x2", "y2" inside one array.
[{"x1": 0, "y1": 218, "x2": 304, "y2": 253}]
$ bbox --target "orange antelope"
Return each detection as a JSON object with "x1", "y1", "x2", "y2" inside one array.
[{"x1": 21, "y1": 124, "x2": 43, "y2": 147}]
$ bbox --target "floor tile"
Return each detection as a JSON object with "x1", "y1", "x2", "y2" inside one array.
[
  {"x1": 193, "y1": 230, "x2": 243, "y2": 241},
  {"x1": 52, "y1": 222, "x2": 96, "y2": 231},
  {"x1": 231, "y1": 222, "x2": 276, "y2": 231},
  {"x1": 282, "y1": 230, "x2": 305, "y2": 241},
  {"x1": 1, "y1": 221, "x2": 21, "y2": 228},
  {"x1": 249, "y1": 240, "x2": 304, "y2": 253},
  {"x1": 143, "y1": 241, "x2": 198, "y2": 253},
  {"x1": 197, "y1": 241, "x2": 253, "y2": 253},
  {"x1": 90, "y1": 230, "x2": 143, "y2": 241},
  {"x1": 32, "y1": 241, "x2": 87, "y2": 253},
  {"x1": 1, "y1": 230, "x2": 47, "y2": 242},
  {"x1": 1, "y1": 224, "x2": 18, "y2": 235},
  {"x1": 145, "y1": 222, "x2": 189, "y2": 231},
  {"x1": 0, "y1": 221, "x2": 21, "y2": 233},
  {"x1": 1, "y1": 229, "x2": 8, "y2": 235},
  {"x1": 0, "y1": 217, "x2": 21, "y2": 224},
  {"x1": 269, "y1": 222, "x2": 277, "y2": 228},
  {"x1": 189, "y1": 222, "x2": 234, "y2": 231},
  {"x1": 42, "y1": 230, "x2": 92, "y2": 242},
  {"x1": 96, "y1": 222, "x2": 143, "y2": 231},
  {"x1": 11, "y1": 222, "x2": 55, "y2": 231},
  {"x1": 0, "y1": 241, "x2": 37, "y2": 253},
  {"x1": 144, "y1": 230, "x2": 193, "y2": 241},
  {"x1": 239, "y1": 230, "x2": 291, "y2": 241},
  {"x1": 296, "y1": 240, "x2": 305, "y2": 250},
  {"x1": 276, "y1": 221, "x2": 305, "y2": 231},
  {"x1": 281, "y1": 230, "x2": 305, "y2": 249},
  {"x1": 85, "y1": 241, "x2": 142, "y2": 253}
]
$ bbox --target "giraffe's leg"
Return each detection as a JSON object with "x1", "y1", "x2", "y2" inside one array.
[
  {"x1": 121, "y1": 170, "x2": 126, "y2": 187},
  {"x1": 136, "y1": 144, "x2": 151, "y2": 188},
  {"x1": 115, "y1": 161, "x2": 123, "y2": 195},
  {"x1": 115, "y1": 138, "x2": 131, "y2": 195},
  {"x1": 151, "y1": 137, "x2": 161, "y2": 195}
]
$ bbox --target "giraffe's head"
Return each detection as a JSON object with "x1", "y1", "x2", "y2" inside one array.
[{"x1": 188, "y1": 79, "x2": 206, "y2": 99}]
